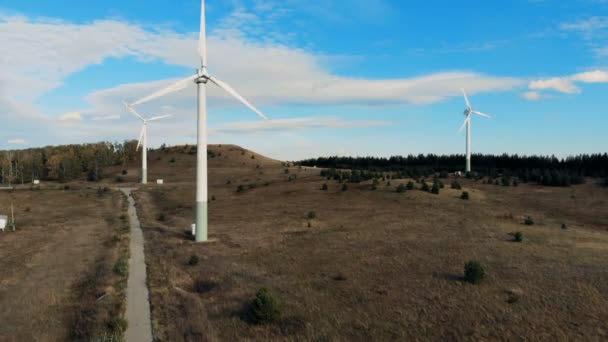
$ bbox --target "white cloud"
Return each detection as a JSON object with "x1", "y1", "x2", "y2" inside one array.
[
  {"x1": 528, "y1": 77, "x2": 580, "y2": 94},
  {"x1": 570, "y1": 70, "x2": 608, "y2": 83},
  {"x1": 7, "y1": 138, "x2": 26, "y2": 145},
  {"x1": 521, "y1": 91, "x2": 544, "y2": 101},
  {"x1": 210, "y1": 116, "x2": 392, "y2": 134},
  {"x1": 57, "y1": 111, "x2": 82, "y2": 121},
  {"x1": 526, "y1": 69, "x2": 608, "y2": 96},
  {"x1": 92, "y1": 114, "x2": 121, "y2": 121}
]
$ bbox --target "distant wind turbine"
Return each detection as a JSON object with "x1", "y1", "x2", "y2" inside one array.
[
  {"x1": 126, "y1": 0, "x2": 269, "y2": 242},
  {"x1": 123, "y1": 101, "x2": 172, "y2": 184},
  {"x1": 459, "y1": 89, "x2": 492, "y2": 173}
]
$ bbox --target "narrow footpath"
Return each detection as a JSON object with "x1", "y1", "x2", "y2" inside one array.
[{"x1": 120, "y1": 188, "x2": 153, "y2": 342}]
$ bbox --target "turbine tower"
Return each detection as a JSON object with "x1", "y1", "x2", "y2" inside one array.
[
  {"x1": 126, "y1": 0, "x2": 269, "y2": 242},
  {"x1": 459, "y1": 89, "x2": 492, "y2": 173},
  {"x1": 123, "y1": 102, "x2": 172, "y2": 184}
]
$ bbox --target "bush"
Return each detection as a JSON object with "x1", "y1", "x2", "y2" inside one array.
[
  {"x1": 341, "y1": 184, "x2": 348, "y2": 191},
  {"x1": 188, "y1": 255, "x2": 199, "y2": 266},
  {"x1": 396, "y1": 183, "x2": 407, "y2": 193},
  {"x1": 451, "y1": 181, "x2": 462, "y2": 190},
  {"x1": 237, "y1": 185, "x2": 246, "y2": 193},
  {"x1": 284, "y1": 169, "x2": 289, "y2": 174},
  {"x1": 321, "y1": 183, "x2": 328, "y2": 190},
  {"x1": 386, "y1": 181, "x2": 391, "y2": 186},
  {"x1": 113, "y1": 257, "x2": 128, "y2": 277},
  {"x1": 251, "y1": 155, "x2": 255, "y2": 159},
  {"x1": 524, "y1": 216, "x2": 534, "y2": 226},
  {"x1": 169, "y1": 157, "x2": 176, "y2": 163},
  {"x1": 421, "y1": 182, "x2": 430, "y2": 192},
  {"x1": 248, "y1": 288, "x2": 281, "y2": 324},
  {"x1": 464, "y1": 260, "x2": 485, "y2": 284},
  {"x1": 107, "y1": 316, "x2": 128, "y2": 333},
  {"x1": 461, "y1": 191, "x2": 470, "y2": 200},
  {"x1": 514, "y1": 232, "x2": 523, "y2": 242},
  {"x1": 307, "y1": 211, "x2": 316, "y2": 219},
  {"x1": 431, "y1": 182, "x2": 440, "y2": 194},
  {"x1": 121, "y1": 169, "x2": 128, "y2": 175},
  {"x1": 406, "y1": 181, "x2": 415, "y2": 190},
  {"x1": 561, "y1": 223, "x2": 567, "y2": 230},
  {"x1": 157, "y1": 213, "x2": 166, "y2": 221},
  {"x1": 115, "y1": 176, "x2": 124, "y2": 183}
]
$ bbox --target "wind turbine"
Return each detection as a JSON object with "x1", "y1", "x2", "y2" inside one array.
[
  {"x1": 126, "y1": 0, "x2": 269, "y2": 242},
  {"x1": 459, "y1": 89, "x2": 492, "y2": 173},
  {"x1": 123, "y1": 102, "x2": 172, "y2": 184}
]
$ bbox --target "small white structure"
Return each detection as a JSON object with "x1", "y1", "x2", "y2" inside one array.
[
  {"x1": 191, "y1": 223, "x2": 196, "y2": 236},
  {"x1": 33, "y1": 180, "x2": 40, "y2": 185},
  {"x1": 156, "y1": 179, "x2": 164, "y2": 185},
  {"x1": 0, "y1": 215, "x2": 7, "y2": 232}
]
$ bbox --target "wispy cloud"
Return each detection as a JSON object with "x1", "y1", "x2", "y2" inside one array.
[
  {"x1": 7, "y1": 138, "x2": 26, "y2": 145},
  {"x1": 210, "y1": 116, "x2": 392, "y2": 134},
  {"x1": 524, "y1": 69, "x2": 608, "y2": 99}
]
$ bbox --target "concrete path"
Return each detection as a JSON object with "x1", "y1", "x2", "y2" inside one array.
[{"x1": 120, "y1": 188, "x2": 153, "y2": 342}]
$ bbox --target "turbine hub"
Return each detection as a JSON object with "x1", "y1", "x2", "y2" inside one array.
[{"x1": 196, "y1": 68, "x2": 209, "y2": 84}]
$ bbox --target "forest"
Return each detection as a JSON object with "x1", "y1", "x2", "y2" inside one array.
[
  {"x1": 0, "y1": 141, "x2": 139, "y2": 184},
  {"x1": 298, "y1": 153, "x2": 608, "y2": 187}
]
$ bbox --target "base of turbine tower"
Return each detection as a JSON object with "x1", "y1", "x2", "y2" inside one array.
[{"x1": 194, "y1": 201, "x2": 208, "y2": 242}]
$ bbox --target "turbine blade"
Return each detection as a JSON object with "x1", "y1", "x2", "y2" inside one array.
[
  {"x1": 123, "y1": 101, "x2": 145, "y2": 121},
  {"x1": 461, "y1": 88, "x2": 471, "y2": 109},
  {"x1": 131, "y1": 74, "x2": 197, "y2": 106},
  {"x1": 472, "y1": 110, "x2": 492, "y2": 118},
  {"x1": 458, "y1": 116, "x2": 470, "y2": 133},
  {"x1": 136, "y1": 125, "x2": 145, "y2": 151},
  {"x1": 199, "y1": 0, "x2": 207, "y2": 67},
  {"x1": 148, "y1": 114, "x2": 173, "y2": 121},
  {"x1": 207, "y1": 75, "x2": 269, "y2": 120}
]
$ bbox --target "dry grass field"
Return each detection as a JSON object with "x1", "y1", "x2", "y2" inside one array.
[
  {"x1": 0, "y1": 187, "x2": 130, "y2": 341},
  {"x1": 131, "y1": 145, "x2": 608, "y2": 341}
]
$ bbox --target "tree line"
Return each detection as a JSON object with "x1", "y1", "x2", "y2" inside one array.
[
  {"x1": 300, "y1": 153, "x2": 608, "y2": 187},
  {"x1": 0, "y1": 141, "x2": 139, "y2": 184}
]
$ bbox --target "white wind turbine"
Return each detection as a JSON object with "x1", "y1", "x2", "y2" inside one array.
[
  {"x1": 123, "y1": 102, "x2": 172, "y2": 184},
  {"x1": 126, "y1": 0, "x2": 269, "y2": 242},
  {"x1": 459, "y1": 89, "x2": 492, "y2": 173}
]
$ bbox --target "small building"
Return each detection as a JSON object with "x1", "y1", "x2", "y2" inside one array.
[
  {"x1": 0, "y1": 215, "x2": 7, "y2": 231},
  {"x1": 157, "y1": 179, "x2": 164, "y2": 185}
]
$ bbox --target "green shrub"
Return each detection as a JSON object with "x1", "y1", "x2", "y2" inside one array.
[
  {"x1": 188, "y1": 255, "x2": 199, "y2": 266},
  {"x1": 524, "y1": 216, "x2": 534, "y2": 226},
  {"x1": 396, "y1": 183, "x2": 407, "y2": 193},
  {"x1": 115, "y1": 176, "x2": 124, "y2": 183},
  {"x1": 157, "y1": 213, "x2": 166, "y2": 221},
  {"x1": 169, "y1": 157, "x2": 176, "y2": 163},
  {"x1": 341, "y1": 184, "x2": 348, "y2": 191},
  {"x1": 451, "y1": 181, "x2": 462, "y2": 190},
  {"x1": 251, "y1": 155, "x2": 255, "y2": 159},
  {"x1": 307, "y1": 211, "x2": 316, "y2": 219},
  {"x1": 514, "y1": 232, "x2": 523, "y2": 242},
  {"x1": 431, "y1": 182, "x2": 440, "y2": 194},
  {"x1": 249, "y1": 288, "x2": 281, "y2": 324},
  {"x1": 406, "y1": 181, "x2": 415, "y2": 190},
  {"x1": 284, "y1": 169, "x2": 289, "y2": 174},
  {"x1": 461, "y1": 191, "x2": 470, "y2": 200},
  {"x1": 386, "y1": 181, "x2": 391, "y2": 186},
  {"x1": 321, "y1": 183, "x2": 328, "y2": 190},
  {"x1": 464, "y1": 260, "x2": 485, "y2": 284},
  {"x1": 237, "y1": 184, "x2": 246, "y2": 193},
  {"x1": 561, "y1": 223, "x2": 567, "y2": 230},
  {"x1": 113, "y1": 257, "x2": 128, "y2": 277},
  {"x1": 107, "y1": 316, "x2": 128, "y2": 333},
  {"x1": 421, "y1": 182, "x2": 430, "y2": 192}
]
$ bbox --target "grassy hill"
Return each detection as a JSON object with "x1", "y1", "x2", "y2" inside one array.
[{"x1": 128, "y1": 144, "x2": 608, "y2": 341}]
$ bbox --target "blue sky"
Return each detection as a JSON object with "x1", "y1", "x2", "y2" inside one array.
[{"x1": 0, "y1": 0, "x2": 607, "y2": 160}]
